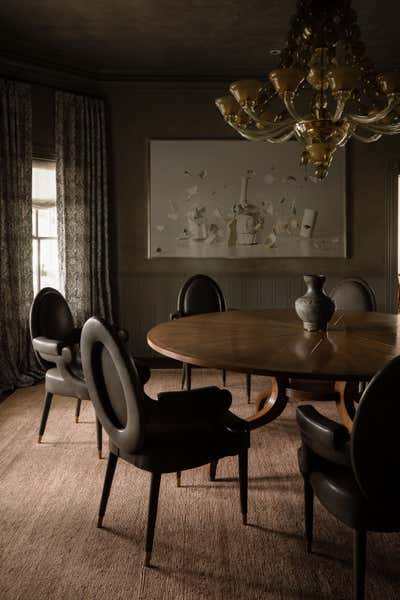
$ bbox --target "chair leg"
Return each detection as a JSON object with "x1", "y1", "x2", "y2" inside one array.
[
  {"x1": 222, "y1": 369, "x2": 226, "y2": 386},
  {"x1": 75, "y1": 398, "x2": 82, "y2": 423},
  {"x1": 38, "y1": 391, "x2": 53, "y2": 443},
  {"x1": 145, "y1": 472, "x2": 162, "y2": 567},
  {"x1": 98, "y1": 452, "x2": 118, "y2": 528},
  {"x1": 176, "y1": 471, "x2": 181, "y2": 487},
  {"x1": 238, "y1": 448, "x2": 248, "y2": 525},
  {"x1": 209, "y1": 460, "x2": 218, "y2": 481},
  {"x1": 304, "y1": 477, "x2": 314, "y2": 553},
  {"x1": 354, "y1": 530, "x2": 367, "y2": 600},
  {"x1": 246, "y1": 374, "x2": 251, "y2": 403},
  {"x1": 181, "y1": 363, "x2": 186, "y2": 390},
  {"x1": 186, "y1": 364, "x2": 192, "y2": 391},
  {"x1": 96, "y1": 418, "x2": 102, "y2": 459}
]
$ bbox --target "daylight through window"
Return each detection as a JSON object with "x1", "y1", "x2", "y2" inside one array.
[{"x1": 32, "y1": 160, "x2": 59, "y2": 296}]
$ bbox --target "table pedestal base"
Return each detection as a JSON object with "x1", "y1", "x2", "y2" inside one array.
[{"x1": 249, "y1": 377, "x2": 358, "y2": 432}]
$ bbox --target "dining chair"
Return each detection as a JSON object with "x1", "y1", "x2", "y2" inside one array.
[
  {"x1": 296, "y1": 354, "x2": 400, "y2": 600},
  {"x1": 80, "y1": 316, "x2": 250, "y2": 567},
  {"x1": 287, "y1": 277, "x2": 376, "y2": 403},
  {"x1": 330, "y1": 277, "x2": 377, "y2": 312},
  {"x1": 29, "y1": 287, "x2": 150, "y2": 457},
  {"x1": 171, "y1": 274, "x2": 252, "y2": 403}
]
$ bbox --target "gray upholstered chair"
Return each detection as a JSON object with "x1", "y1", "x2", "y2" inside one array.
[
  {"x1": 296, "y1": 354, "x2": 400, "y2": 600},
  {"x1": 30, "y1": 287, "x2": 150, "y2": 458},
  {"x1": 81, "y1": 316, "x2": 250, "y2": 567},
  {"x1": 171, "y1": 274, "x2": 252, "y2": 403}
]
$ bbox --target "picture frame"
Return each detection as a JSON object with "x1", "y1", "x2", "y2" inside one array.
[{"x1": 148, "y1": 139, "x2": 347, "y2": 259}]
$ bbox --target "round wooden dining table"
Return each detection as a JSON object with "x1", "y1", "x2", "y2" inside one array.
[{"x1": 147, "y1": 309, "x2": 400, "y2": 432}]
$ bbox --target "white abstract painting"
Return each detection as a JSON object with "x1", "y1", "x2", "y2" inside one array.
[{"x1": 148, "y1": 140, "x2": 347, "y2": 258}]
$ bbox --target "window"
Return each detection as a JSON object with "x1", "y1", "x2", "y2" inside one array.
[{"x1": 32, "y1": 160, "x2": 59, "y2": 296}]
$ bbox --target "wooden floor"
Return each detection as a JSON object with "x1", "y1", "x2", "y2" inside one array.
[{"x1": 0, "y1": 370, "x2": 399, "y2": 600}]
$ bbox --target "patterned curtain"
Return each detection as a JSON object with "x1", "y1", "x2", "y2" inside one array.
[
  {"x1": 0, "y1": 79, "x2": 40, "y2": 393},
  {"x1": 55, "y1": 91, "x2": 113, "y2": 325}
]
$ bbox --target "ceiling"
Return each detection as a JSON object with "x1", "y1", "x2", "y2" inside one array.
[{"x1": 0, "y1": 0, "x2": 399, "y2": 81}]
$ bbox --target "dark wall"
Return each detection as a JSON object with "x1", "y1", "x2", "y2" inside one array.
[
  {"x1": 103, "y1": 82, "x2": 399, "y2": 355},
  {"x1": 1, "y1": 62, "x2": 398, "y2": 356}
]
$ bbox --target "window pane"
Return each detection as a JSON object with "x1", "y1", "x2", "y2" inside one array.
[
  {"x1": 32, "y1": 239, "x2": 39, "y2": 297},
  {"x1": 32, "y1": 162, "x2": 56, "y2": 206},
  {"x1": 39, "y1": 239, "x2": 59, "y2": 291},
  {"x1": 38, "y1": 206, "x2": 57, "y2": 237}
]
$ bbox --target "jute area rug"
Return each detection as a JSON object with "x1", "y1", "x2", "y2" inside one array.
[{"x1": 0, "y1": 369, "x2": 399, "y2": 600}]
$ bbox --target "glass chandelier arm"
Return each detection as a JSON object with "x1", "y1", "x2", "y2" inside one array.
[
  {"x1": 364, "y1": 123, "x2": 400, "y2": 135},
  {"x1": 346, "y1": 96, "x2": 399, "y2": 124},
  {"x1": 332, "y1": 92, "x2": 351, "y2": 122},
  {"x1": 265, "y1": 130, "x2": 296, "y2": 143},
  {"x1": 231, "y1": 119, "x2": 296, "y2": 137},
  {"x1": 233, "y1": 125, "x2": 294, "y2": 141},
  {"x1": 352, "y1": 131, "x2": 382, "y2": 143},
  {"x1": 283, "y1": 91, "x2": 303, "y2": 121}
]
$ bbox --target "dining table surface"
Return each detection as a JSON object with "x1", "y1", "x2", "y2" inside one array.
[{"x1": 147, "y1": 309, "x2": 400, "y2": 431}]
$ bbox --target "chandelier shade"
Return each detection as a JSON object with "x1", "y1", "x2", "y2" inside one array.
[{"x1": 216, "y1": 0, "x2": 400, "y2": 180}]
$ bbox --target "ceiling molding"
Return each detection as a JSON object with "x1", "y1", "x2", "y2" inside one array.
[{"x1": 0, "y1": 54, "x2": 268, "y2": 90}]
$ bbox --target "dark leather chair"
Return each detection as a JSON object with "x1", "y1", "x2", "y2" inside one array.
[
  {"x1": 171, "y1": 274, "x2": 252, "y2": 403},
  {"x1": 80, "y1": 316, "x2": 250, "y2": 567},
  {"x1": 296, "y1": 355, "x2": 400, "y2": 600},
  {"x1": 29, "y1": 287, "x2": 150, "y2": 458},
  {"x1": 331, "y1": 277, "x2": 377, "y2": 312},
  {"x1": 288, "y1": 277, "x2": 377, "y2": 403}
]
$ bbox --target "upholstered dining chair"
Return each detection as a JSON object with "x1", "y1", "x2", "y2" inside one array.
[
  {"x1": 296, "y1": 354, "x2": 400, "y2": 600},
  {"x1": 331, "y1": 277, "x2": 377, "y2": 312},
  {"x1": 80, "y1": 316, "x2": 250, "y2": 567},
  {"x1": 287, "y1": 277, "x2": 376, "y2": 403},
  {"x1": 171, "y1": 274, "x2": 252, "y2": 403},
  {"x1": 29, "y1": 287, "x2": 150, "y2": 458}
]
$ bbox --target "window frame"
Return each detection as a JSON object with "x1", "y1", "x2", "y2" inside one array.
[{"x1": 32, "y1": 157, "x2": 59, "y2": 295}]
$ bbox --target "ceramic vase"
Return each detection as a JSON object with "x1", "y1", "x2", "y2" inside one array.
[{"x1": 295, "y1": 274, "x2": 335, "y2": 332}]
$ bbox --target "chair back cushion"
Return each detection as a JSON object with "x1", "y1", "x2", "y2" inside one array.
[
  {"x1": 29, "y1": 287, "x2": 75, "y2": 369},
  {"x1": 331, "y1": 278, "x2": 376, "y2": 311},
  {"x1": 351, "y1": 354, "x2": 400, "y2": 504},
  {"x1": 81, "y1": 317, "x2": 145, "y2": 454},
  {"x1": 177, "y1": 274, "x2": 226, "y2": 316}
]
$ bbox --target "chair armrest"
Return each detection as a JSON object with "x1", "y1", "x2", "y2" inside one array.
[
  {"x1": 170, "y1": 310, "x2": 184, "y2": 320},
  {"x1": 296, "y1": 405, "x2": 351, "y2": 467},
  {"x1": 157, "y1": 386, "x2": 232, "y2": 420},
  {"x1": 221, "y1": 410, "x2": 250, "y2": 434},
  {"x1": 33, "y1": 336, "x2": 64, "y2": 356}
]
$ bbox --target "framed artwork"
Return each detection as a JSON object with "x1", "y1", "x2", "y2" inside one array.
[{"x1": 148, "y1": 139, "x2": 347, "y2": 258}]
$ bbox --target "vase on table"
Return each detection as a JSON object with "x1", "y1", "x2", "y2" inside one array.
[{"x1": 295, "y1": 274, "x2": 335, "y2": 332}]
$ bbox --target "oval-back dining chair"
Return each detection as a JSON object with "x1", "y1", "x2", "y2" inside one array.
[
  {"x1": 331, "y1": 277, "x2": 377, "y2": 312},
  {"x1": 30, "y1": 287, "x2": 151, "y2": 458},
  {"x1": 171, "y1": 274, "x2": 252, "y2": 403},
  {"x1": 287, "y1": 277, "x2": 377, "y2": 404},
  {"x1": 81, "y1": 316, "x2": 250, "y2": 567},
  {"x1": 30, "y1": 287, "x2": 103, "y2": 456},
  {"x1": 296, "y1": 354, "x2": 400, "y2": 599}
]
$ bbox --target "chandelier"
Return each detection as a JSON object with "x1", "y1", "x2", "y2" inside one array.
[{"x1": 216, "y1": 0, "x2": 400, "y2": 180}]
